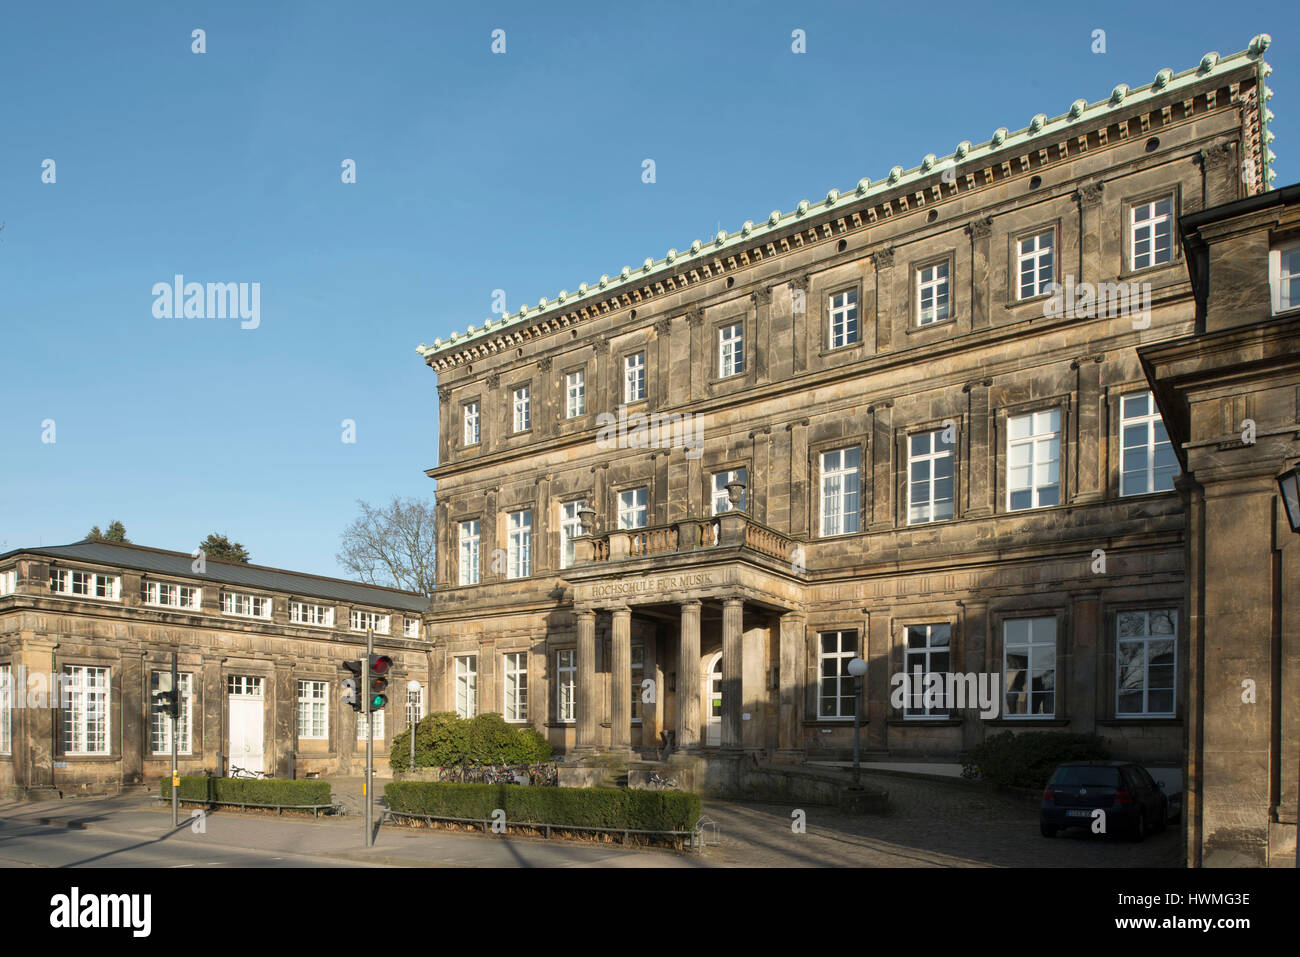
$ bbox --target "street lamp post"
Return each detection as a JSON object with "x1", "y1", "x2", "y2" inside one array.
[
  {"x1": 406, "y1": 679, "x2": 421, "y2": 772},
  {"x1": 848, "y1": 657, "x2": 868, "y2": 786}
]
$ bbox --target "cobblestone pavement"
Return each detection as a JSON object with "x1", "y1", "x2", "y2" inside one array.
[{"x1": 698, "y1": 771, "x2": 1182, "y2": 867}]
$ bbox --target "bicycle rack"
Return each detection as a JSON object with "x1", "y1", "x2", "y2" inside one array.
[{"x1": 693, "y1": 815, "x2": 721, "y2": 851}]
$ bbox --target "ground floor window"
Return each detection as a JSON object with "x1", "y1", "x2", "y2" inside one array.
[
  {"x1": 62, "y1": 665, "x2": 110, "y2": 754},
  {"x1": 630, "y1": 644, "x2": 644, "y2": 724},
  {"x1": 904, "y1": 624, "x2": 951, "y2": 717},
  {"x1": 297, "y1": 680, "x2": 329, "y2": 739},
  {"x1": 455, "y1": 656, "x2": 478, "y2": 718},
  {"x1": 357, "y1": 709, "x2": 384, "y2": 742},
  {"x1": 150, "y1": 671, "x2": 194, "y2": 754},
  {"x1": 406, "y1": 684, "x2": 424, "y2": 729},
  {"x1": 818, "y1": 631, "x2": 858, "y2": 718},
  {"x1": 504, "y1": 652, "x2": 528, "y2": 722},
  {"x1": 1116, "y1": 609, "x2": 1176, "y2": 716},
  {"x1": 556, "y1": 649, "x2": 576, "y2": 723},
  {"x1": 0, "y1": 664, "x2": 11, "y2": 754},
  {"x1": 1003, "y1": 617, "x2": 1056, "y2": 717}
]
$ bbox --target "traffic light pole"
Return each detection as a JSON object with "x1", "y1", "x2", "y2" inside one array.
[
  {"x1": 171, "y1": 651, "x2": 179, "y2": 828},
  {"x1": 364, "y1": 628, "x2": 373, "y2": 848}
]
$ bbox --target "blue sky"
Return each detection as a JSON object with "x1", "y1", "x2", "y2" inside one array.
[{"x1": 1, "y1": 0, "x2": 1294, "y2": 578}]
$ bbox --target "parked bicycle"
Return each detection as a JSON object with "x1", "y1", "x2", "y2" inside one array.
[
  {"x1": 646, "y1": 772, "x2": 678, "y2": 791},
  {"x1": 228, "y1": 765, "x2": 273, "y2": 780}
]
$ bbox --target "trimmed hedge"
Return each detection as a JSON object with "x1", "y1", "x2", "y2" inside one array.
[
  {"x1": 158, "y1": 776, "x2": 332, "y2": 806},
  {"x1": 390, "y1": 712, "x2": 552, "y2": 771},
  {"x1": 961, "y1": 731, "x2": 1111, "y2": 789},
  {"x1": 385, "y1": 781, "x2": 701, "y2": 832}
]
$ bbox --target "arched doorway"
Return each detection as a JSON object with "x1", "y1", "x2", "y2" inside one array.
[{"x1": 705, "y1": 652, "x2": 723, "y2": 747}]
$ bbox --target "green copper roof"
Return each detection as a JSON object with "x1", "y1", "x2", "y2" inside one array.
[{"x1": 418, "y1": 35, "x2": 1274, "y2": 360}]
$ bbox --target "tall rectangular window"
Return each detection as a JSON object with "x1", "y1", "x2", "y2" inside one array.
[
  {"x1": 1116, "y1": 609, "x2": 1176, "y2": 717},
  {"x1": 0, "y1": 664, "x2": 12, "y2": 755},
  {"x1": 818, "y1": 631, "x2": 858, "y2": 718},
  {"x1": 566, "y1": 370, "x2": 586, "y2": 418},
  {"x1": 560, "y1": 500, "x2": 586, "y2": 570},
  {"x1": 512, "y1": 386, "x2": 531, "y2": 433},
  {"x1": 1130, "y1": 197, "x2": 1173, "y2": 270},
  {"x1": 1003, "y1": 618, "x2": 1056, "y2": 718},
  {"x1": 507, "y1": 509, "x2": 532, "y2": 578},
  {"x1": 406, "y1": 684, "x2": 424, "y2": 729},
  {"x1": 617, "y1": 487, "x2": 648, "y2": 529},
  {"x1": 1120, "y1": 392, "x2": 1177, "y2": 496},
  {"x1": 357, "y1": 708, "x2": 384, "y2": 742},
  {"x1": 455, "y1": 656, "x2": 478, "y2": 718},
  {"x1": 463, "y1": 402, "x2": 480, "y2": 446},
  {"x1": 904, "y1": 625, "x2": 951, "y2": 717},
  {"x1": 151, "y1": 671, "x2": 193, "y2": 754},
  {"x1": 297, "y1": 680, "x2": 329, "y2": 739},
  {"x1": 62, "y1": 665, "x2": 110, "y2": 754},
  {"x1": 0, "y1": 569, "x2": 16, "y2": 596},
  {"x1": 504, "y1": 652, "x2": 528, "y2": 722},
  {"x1": 630, "y1": 645, "x2": 644, "y2": 724},
  {"x1": 828, "y1": 290, "x2": 859, "y2": 348},
  {"x1": 624, "y1": 352, "x2": 646, "y2": 403},
  {"x1": 1270, "y1": 240, "x2": 1300, "y2": 313},
  {"x1": 719, "y1": 322, "x2": 744, "y2": 377},
  {"x1": 909, "y1": 430, "x2": 955, "y2": 524},
  {"x1": 917, "y1": 262, "x2": 950, "y2": 325},
  {"x1": 712, "y1": 468, "x2": 748, "y2": 515},
  {"x1": 556, "y1": 649, "x2": 576, "y2": 723},
  {"x1": 1007, "y1": 409, "x2": 1061, "y2": 510},
  {"x1": 1017, "y1": 230, "x2": 1054, "y2": 300},
  {"x1": 349, "y1": 610, "x2": 389, "y2": 634},
  {"x1": 458, "y1": 520, "x2": 481, "y2": 586},
  {"x1": 820, "y1": 447, "x2": 861, "y2": 536}
]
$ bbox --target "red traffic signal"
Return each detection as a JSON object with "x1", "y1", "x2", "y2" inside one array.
[{"x1": 368, "y1": 654, "x2": 392, "y2": 676}]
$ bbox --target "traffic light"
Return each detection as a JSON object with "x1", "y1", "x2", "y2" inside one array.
[
  {"x1": 367, "y1": 655, "x2": 393, "y2": 711},
  {"x1": 342, "y1": 660, "x2": 363, "y2": 713},
  {"x1": 151, "y1": 687, "x2": 179, "y2": 720}
]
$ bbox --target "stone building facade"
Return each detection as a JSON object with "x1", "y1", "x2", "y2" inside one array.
[
  {"x1": 0, "y1": 542, "x2": 430, "y2": 798},
  {"x1": 417, "y1": 37, "x2": 1275, "y2": 784}
]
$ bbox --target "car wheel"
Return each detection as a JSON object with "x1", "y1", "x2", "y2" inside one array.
[
  {"x1": 1040, "y1": 822, "x2": 1057, "y2": 838},
  {"x1": 1129, "y1": 811, "x2": 1146, "y2": 843}
]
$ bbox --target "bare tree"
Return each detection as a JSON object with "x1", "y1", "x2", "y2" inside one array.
[{"x1": 337, "y1": 497, "x2": 437, "y2": 597}]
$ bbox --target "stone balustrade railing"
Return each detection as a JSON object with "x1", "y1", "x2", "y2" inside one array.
[{"x1": 572, "y1": 511, "x2": 799, "y2": 568}]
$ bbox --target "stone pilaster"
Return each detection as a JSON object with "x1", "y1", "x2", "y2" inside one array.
[
  {"x1": 961, "y1": 380, "x2": 992, "y2": 517},
  {"x1": 777, "y1": 612, "x2": 806, "y2": 759},
  {"x1": 871, "y1": 248, "x2": 894, "y2": 349},
  {"x1": 1071, "y1": 354, "x2": 1105, "y2": 503},
  {"x1": 868, "y1": 403, "x2": 893, "y2": 530},
  {"x1": 965, "y1": 217, "x2": 993, "y2": 330}
]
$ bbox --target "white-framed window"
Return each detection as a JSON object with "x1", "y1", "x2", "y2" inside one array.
[
  {"x1": 624, "y1": 352, "x2": 646, "y2": 403},
  {"x1": 458, "y1": 520, "x2": 481, "y2": 586},
  {"x1": 818, "y1": 631, "x2": 858, "y2": 719},
  {"x1": 712, "y1": 469, "x2": 748, "y2": 515},
  {"x1": 1017, "y1": 229, "x2": 1054, "y2": 300},
  {"x1": 403, "y1": 617, "x2": 419, "y2": 639},
  {"x1": 226, "y1": 675, "x2": 264, "y2": 697},
  {"x1": 1003, "y1": 617, "x2": 1056, "y2": 718},
  {"x1": 1119, "y1": 392, "x2": 1177, "y2": 496},
  {"x1": 556, "y1": 649, "x2": 576, "y2": 723},
  {"x1": 61, "y1": 665, "x2": 110, "y2": 754},
  {"x1": 406, "y1": 683, "x2": 424, "y2": 729},
  {"x1": 566, "y1": 370, "x2": 586, "y2": 418},
  {"x1": 1007, "y1": 409, "x2": 1061, "y2": 510},
  {"x1": 150, "y1": 671, "x2": 193, "y2": 754},
  {"x1": 0, "y1": 569, "x2": 18, "y2": 596},
  {"x1": 349, "y1": 609, "x2": 390, "y2": 634},
  {"x1": 909, "y1": 429, "x2": 955, "y2": 524},
  {"x1": 1270, "y1": 239, "x2": 1300, "y2": 314},
  {"x1": 631, "y1": 644, "x2": 645, "y2": 724},
  {"x1": 141, "y1": 580, "x2": 202, "y2": 610},
  {"x1": 560, "y1": 500, "x2": 587, "y2": 570},
  {"x1": 455, "y1": 655, "x2": 478, "y2": 719},
  {"x1": 1130, "y1": 197, "x2": 1174, "y2": 270},
  {"x1": 297, "y1": 680, "x2": 329, "y2": 739},
  {"x1": 507, "y1": 509, "x2": 532, "y2": 579},
  {"x1": 1116, "y1": 609, "x2": 1176, "y2": 717},
  {"x1": 0, "y1": 664, "x2": 12, "y2": 754},
  {"x1": 221, "y1": 591, "x2": 272, "y2": 619},
  {"x1": 512, "y1": 386, "x2": 531, "y2": 433},
  {"x1": 828, "y1": 289, "x2": 859, "y2": 348},
  {"x1": 357, "y1": 708, "x2": 384, "y2": 742},
  {"x1": 904, "y1": 624, "x2": 952, "y2": 717},
  {"x1": 463, "y1": 402, "x2": 480, "y2": 446},
  {"x1": 503, "y1": 651, "x2": 528, "y2": 722},
  {"x1": 917, "y1": 261, "x2": 950, "y2": 325},
  {"x1": 718, "y1": 322, "x2": 744, "y2": 377},
  {"x1": 50, "y1": 569, "x2": 120, "y2": 601},
  {"x1": 820, "y1": 447, "x2": 861, "y2": 536},
  {"x1": 617, "y1": 487, "x2": 648, "y2": 530},
  {"x1": 290, "y1": 600, "x2": 334, "y2": 627}
]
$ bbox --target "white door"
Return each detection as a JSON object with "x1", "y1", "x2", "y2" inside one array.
[
  {"x1": 228, "y1": 688, "x2": 265, "y2": 774},
  {"x1": 705, "y1": 653, "x2": 723, "y2": 747}
]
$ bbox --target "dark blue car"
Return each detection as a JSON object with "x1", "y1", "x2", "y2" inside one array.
[{"x1": 1040, "y1": 761, "x2": 1169, "y2": 841}]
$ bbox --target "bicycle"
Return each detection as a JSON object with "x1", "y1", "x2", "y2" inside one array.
[
  {"x1": 229, "y1": 765, "x2": 273, "y2": 780},
  {"x1": 646, "y1": 772, "x2": 678, "y2": 791}
]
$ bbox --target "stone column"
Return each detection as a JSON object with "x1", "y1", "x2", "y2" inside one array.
[
  {"x1": 575, "y1": 609, "x2": 597, "y2": 755},
  {"x1": 609, "y1": 606, "x2": 632, "y2": 753},
  {"x1": 722, "y1": 598, "x2": 744, "y2": 751},
  {"x1": 777, "y1": 612, "x2": 806, "y2": 759},
  {"x1": 678, "y1": 601, "x2": 702, "y2": 750}
]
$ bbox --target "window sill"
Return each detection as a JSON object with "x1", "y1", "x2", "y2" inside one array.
[
  {"x1": 887, "y1": 718, "x2": 963, "y2": 727},
  {"x1": 802, "y1": 719, "x2": 864, "y2": 727},
  {"x1": 1095, "y1": 717, "x2": 1181, "y2": 727},
  {"x1": 983, "y1": 717, "x2": 1071, "y2": 727},
  {"x1": 819, "y1": 340, "x2": 866, "y2": 358},
  {"x1": 546, "y1": 722, "x2": 576, "y2": 729},
  {"x1": 906, "y1": 317, "x2": 956, "y2": 335},
  {"x1": 1118, "y1": 259, "x2": 1182, "y2": 282}
]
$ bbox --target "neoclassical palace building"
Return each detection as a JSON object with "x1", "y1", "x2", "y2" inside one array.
[{"x1": 417, "y1": 37, "x2": 1276, "y2": 799}]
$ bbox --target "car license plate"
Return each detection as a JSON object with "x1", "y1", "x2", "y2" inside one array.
[{"x1": 1066, "y1": 809, "x2": 1091, "y2": 817}]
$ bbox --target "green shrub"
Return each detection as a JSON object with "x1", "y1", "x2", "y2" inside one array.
[
  {"x1": 384, "y1": 781, "x2": 701, "y2": 833},
  {"x1": 158, "y1": 776, "x2": 331, "y2": 806},
  {"x1": 962, "y1": 731, "x2": 1110, "y2": 789},
  {"x1": 390, "y1": 712, "x2": 553, "y2": 771}
]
